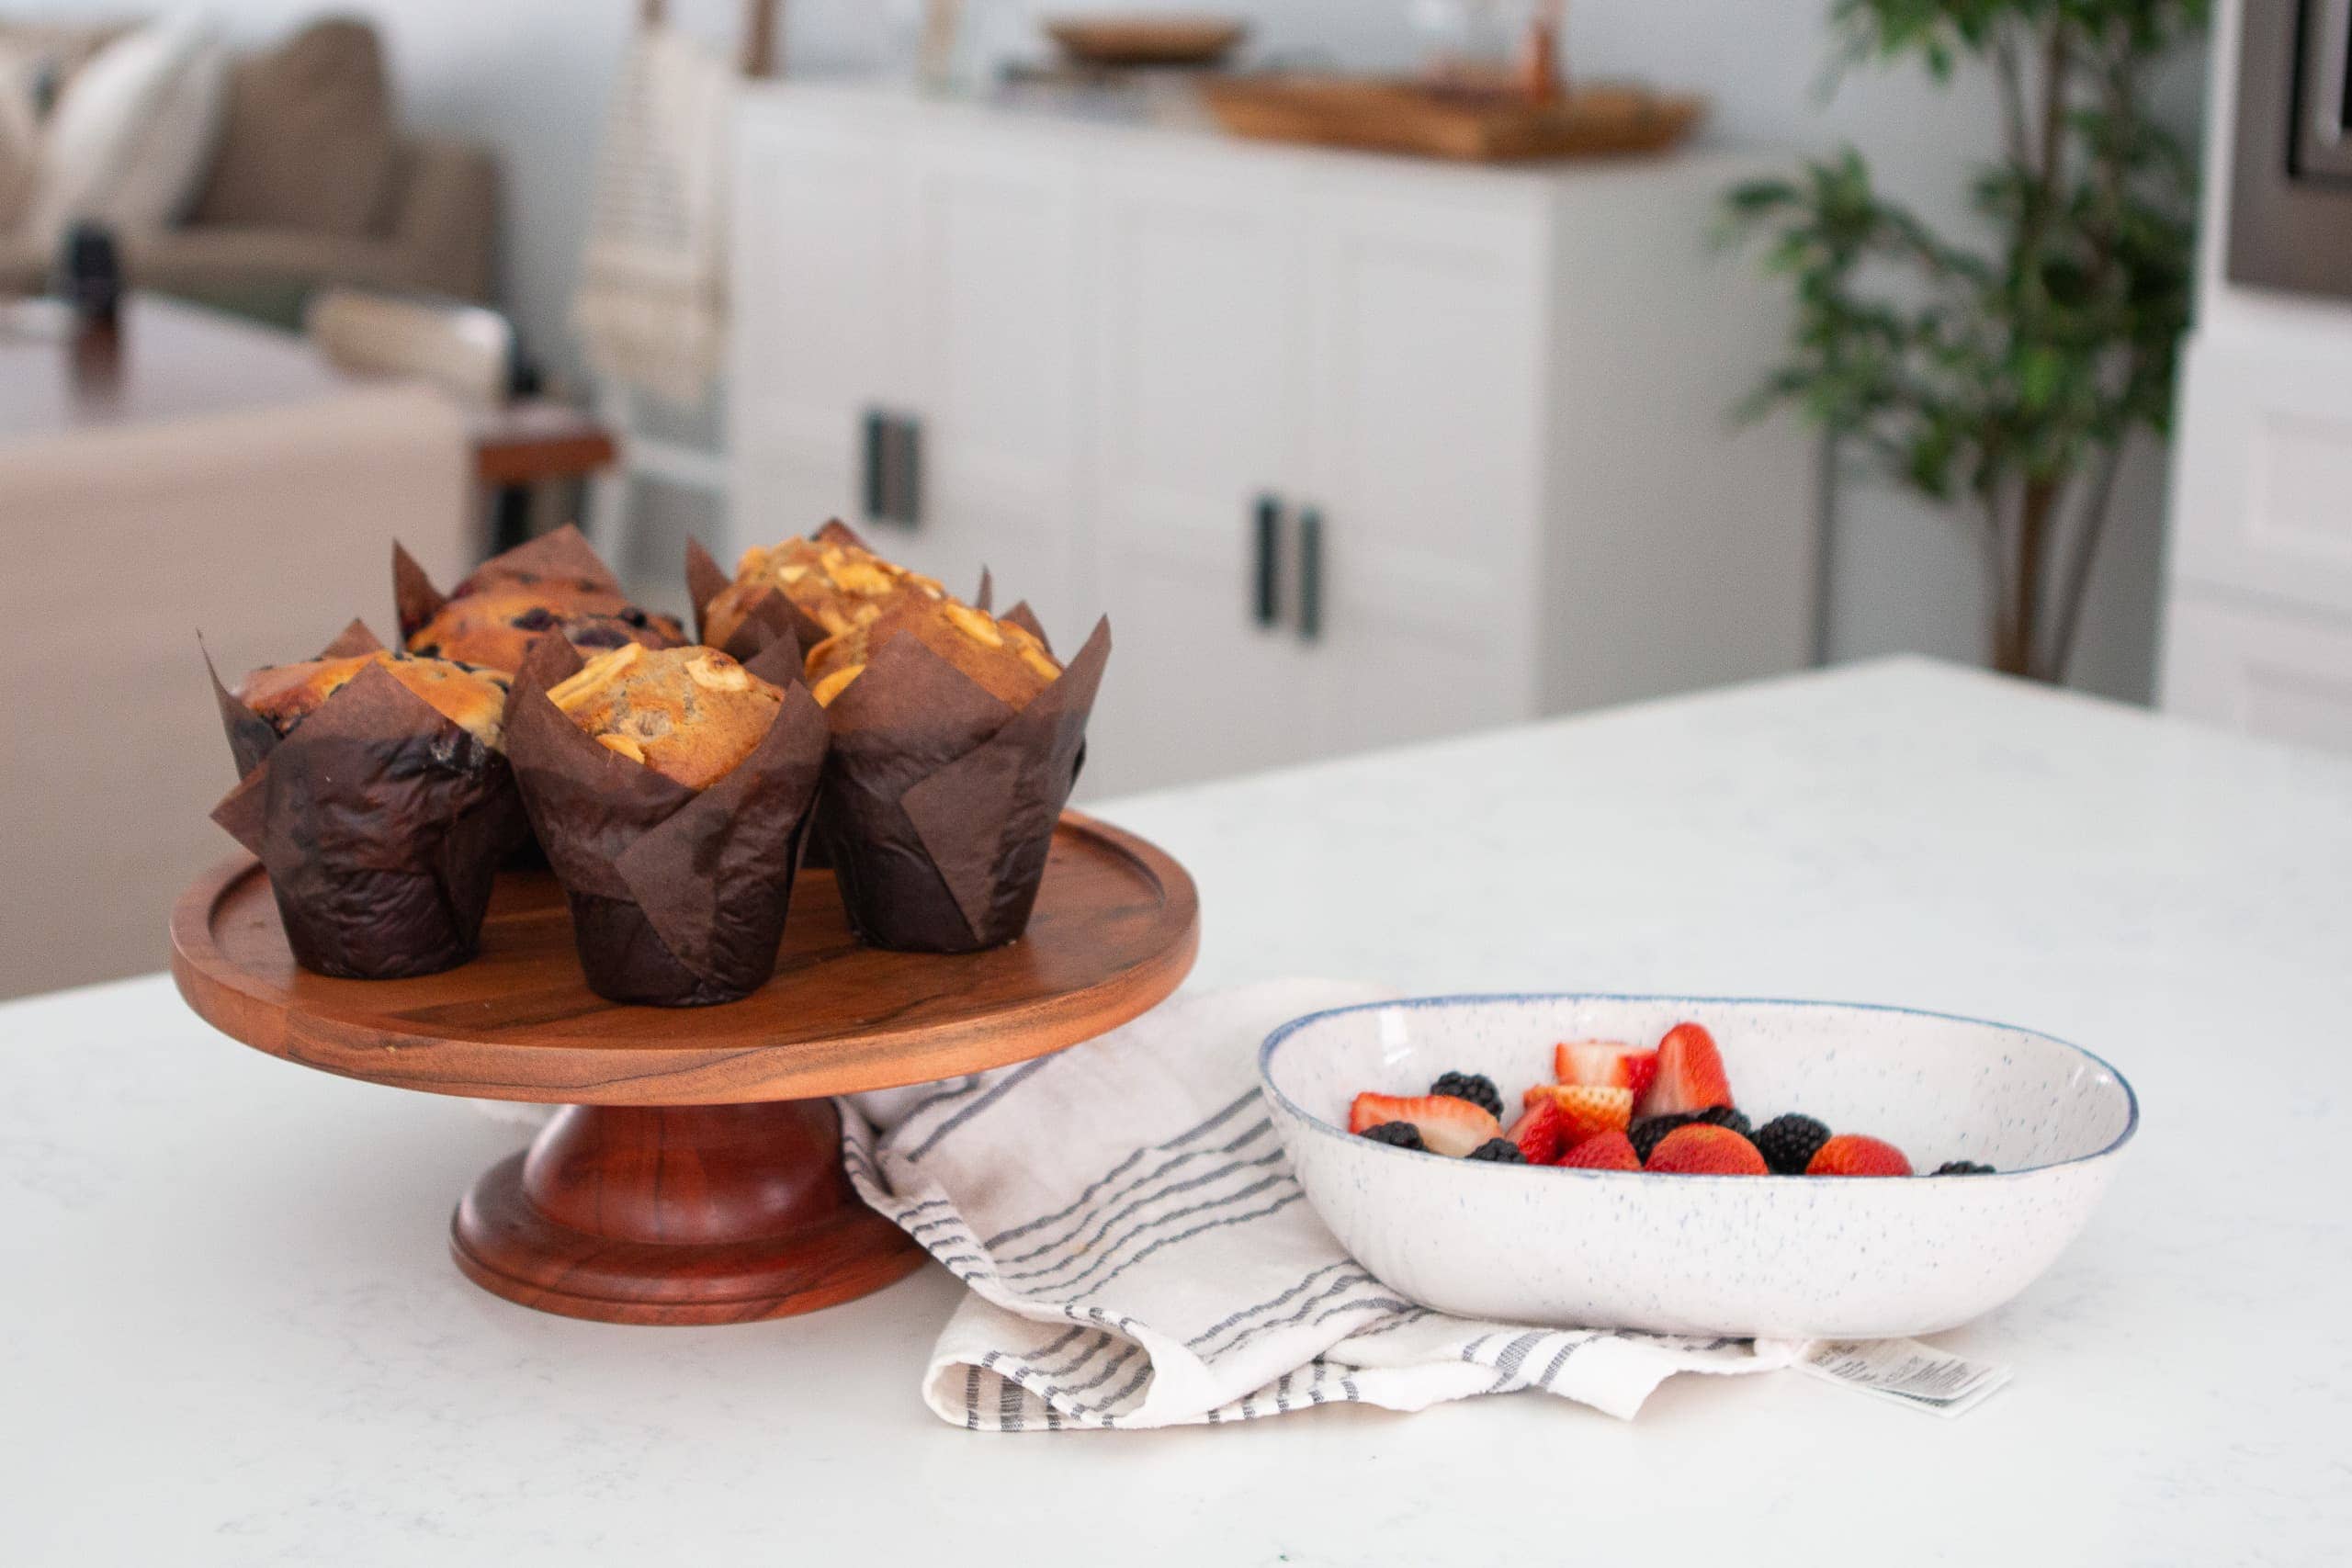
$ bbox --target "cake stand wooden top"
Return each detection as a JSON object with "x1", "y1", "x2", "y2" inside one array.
[{"x1": 170, "y1": 813, "x2": 1198, "y2": 1106}]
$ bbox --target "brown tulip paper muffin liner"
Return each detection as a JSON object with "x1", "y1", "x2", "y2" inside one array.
[
  {"x1": 503, "y1": 634, "x2": 829, "y2": 1008},
  {"x1": 393, "y1": 523, "x2": 627, "y2": 647},
  {"x1": 818, "y1": 612, "x2": 1110, "y2": 953},
  {"x1": 205, "y1": 620, "x2": 526, "y2": 980}
]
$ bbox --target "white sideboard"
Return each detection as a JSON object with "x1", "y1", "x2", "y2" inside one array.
[{"x1": 729, "y1": 82, "x2": 1815, "y2": 795}]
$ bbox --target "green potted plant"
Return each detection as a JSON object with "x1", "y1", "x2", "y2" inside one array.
[{"x1": 1724, "y1": 0, "x2": 2208, "y2": 682}]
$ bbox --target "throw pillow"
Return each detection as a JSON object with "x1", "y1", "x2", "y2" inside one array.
[
  {"x1": 28, "y1": 16, "x2": 230, "y2": 245},
  {"x1": 0, "y1": 48, "x2": 40, "y2": 234},
  {"x1": 191, "y1": 18, "x2": 397, "y2": 240}
]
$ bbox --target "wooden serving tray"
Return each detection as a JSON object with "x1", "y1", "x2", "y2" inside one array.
[
  {"x1": 170, "y1": 813, "x2": 1198, "y2": 1325},
  {"x1": 1200, "y1": 77, "x2": 1705, "y2": 163}
]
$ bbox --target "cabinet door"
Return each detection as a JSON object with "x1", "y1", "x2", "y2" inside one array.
[
  {"x1": 1296, "y1": 179, "x2": 1550, "y2": 754},
  {"x1": 1081, "y1": 149, "x2": 1332, "y2": 798},
  {"x1": 2164, "y1": 588, "x2": 2352, "y2": 757},
  {"x1": 884, "y1": 130, "x2": 1088, "y2": 628},
  {"x1": 729, "y1": 110, "x2": 909, "y2": 551}
]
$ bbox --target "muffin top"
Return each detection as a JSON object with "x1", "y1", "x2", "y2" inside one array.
[
  {"x1": 545, "y1": 644, "x2": 786, "y2": 790},
  {"x1": 806, "y1": 596, "x2": 1061, "y2": 711},
  {"x1": 406, "y1": 585, "x2": 684, "y2": 673},
  {"x1": 236, "y1": 651, "x2": 512, "y2": 749},
  {"x1": 705, "y1": 535, "x2": 946, "y2": 650}
]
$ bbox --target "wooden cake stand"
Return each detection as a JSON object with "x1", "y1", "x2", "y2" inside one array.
[{"x1": 169, "y1": 813, "x2": 1198, "y2": 1325}]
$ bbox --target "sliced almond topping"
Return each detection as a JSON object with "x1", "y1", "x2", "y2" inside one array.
[
  {"x1": 830, "y1": 559, "x2": 893, "y2": 595},
  {"x1": 547, "y1": 642, "x2": 642, "y2": 711},
  {"x1": 943, "y1": 602, "x2": 1005, "y2": 648},
  {"x1": 1016, "y1": 644, "x2": 1061, "y2": 682},
  {"x1": 775, "y1": 562, "x2": 810, "y2": 585},
  {"x1": 811, "y1": 665, "x2": 865, "y2": 707},
  {"x1": 685, "y1": 652, "x2": 751, "y2": 692},
  {"x1": 597, "y1": 731, "x2": 646, "y2": 763}
]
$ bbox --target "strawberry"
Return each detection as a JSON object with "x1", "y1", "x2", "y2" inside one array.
[
  {"x1": 1349, "y1": 1092, "x2": 1501, "y2": 1158},
  {"x1": 1635, "y1": 1021, "x2": 1734, "y2": 1118},
  {"x1": 1645, "y1": 1123, "x2": 1768, "y2": 1175},
  {"x1": 1554, "y1": 1039, "x2": 1660, "y2": 1100},
  {"x1": 1805, "y1": 1134, "x2": 1913, "y2": 1178},
  {"x1": 1557, "y1": 1131, "x2": 1641, "y2": 1170},
  {"x1": 1521, "y1": 1083, "x2": 1634, "y2": 1145},
  {"x1": 1506, "y1": 1099, "x2": 1571, "y2": 1165}
]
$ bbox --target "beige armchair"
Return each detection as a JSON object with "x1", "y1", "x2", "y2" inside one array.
[{"x1": 0, "y1": 20, "x2": 496, "y2": 328}]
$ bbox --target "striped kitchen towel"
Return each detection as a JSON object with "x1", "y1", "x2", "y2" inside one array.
[{"x1": 841, "y1": 977, "x2": 1800, "y2": 1431}]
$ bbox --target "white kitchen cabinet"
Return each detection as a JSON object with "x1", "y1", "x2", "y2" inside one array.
[
  {"x1": 2163, "y1": 321, "x2": 2352, "y2": 757},
  {"x1": 730, "y1": 84, "x2": 1817, "y2": 795}
]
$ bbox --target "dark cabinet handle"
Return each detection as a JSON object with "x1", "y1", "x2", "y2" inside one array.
[
  {"x1": 1253, "y1": 494, "x2": 1282, "y2": 627},
  {"x1": 862, "y1": 409, "x2": 888, "y2": 523},
  {"x1": 1297, "y1": 506, "x2": 1323, "y2": 643}
]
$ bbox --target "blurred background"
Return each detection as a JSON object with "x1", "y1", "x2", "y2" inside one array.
[{"x1": 3, "y1": 0, "x2": 2342, "y2": 998}]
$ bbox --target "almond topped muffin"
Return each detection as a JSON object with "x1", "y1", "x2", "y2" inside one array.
[
  {"x1": 805, "y1": 596, "x2": 1061, "y2": 710},
  {"x1": 236, "y1": 650, "x2": 511, "y2": 748},
  {"x1": 703, "y1": 533, "x2": 947, "y2": 651},
  {"x1": 405, "y1": 585, "x2": 684, "y2": 673},
  {"x1": 545, "y1": 644, "x2": 786, "y2": 790}
]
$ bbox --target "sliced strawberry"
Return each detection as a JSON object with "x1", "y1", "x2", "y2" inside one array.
[
  {"x1": 1348, "y1": 1092, "x2": 1501, "y2": 1157},
  {"x1": 1521, "y1": 1083, "x2": 1633, "y2": 1145},
  {"x1": 1554, "y1": 1039, "x2": 1660, "y2": 1100},
  {"x1": 1635, "y1": 1021, "x2": 1734, "y2": 1117},
  {"x1": 1805, "y1": 1134, "x2": 1913, "y2": 1178},
  {"x1": 1645, "y1": 1123, "x2": 1767, "y2": 1175},
  {"x1": 1506, "y1": 1099, "x2": 1571, "y2": 1165},
  {"x1": 1558, "y1": 1131, "x2": 1641, "y2": 1170}
]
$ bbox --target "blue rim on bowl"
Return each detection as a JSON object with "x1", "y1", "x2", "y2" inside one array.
[{"x1": 1258, "y1": 992, "x2": 2141, "y2": 1179}]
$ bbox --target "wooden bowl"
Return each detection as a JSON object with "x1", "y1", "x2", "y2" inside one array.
[
  {"x1": 1046, "y1": 15, "x2": 1247, "y2": 69},
  {"x1": 171, "y1": 812, "x2": 1200, "y2": 1325}
]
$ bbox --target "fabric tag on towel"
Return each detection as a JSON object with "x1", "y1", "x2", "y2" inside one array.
[
  {"x1": 841, "y1": 977, "x2": 1804, "y2": 1431},
  {"x1": 1797, "y1": 1338, "x2": 2014, "y2": 1418}
]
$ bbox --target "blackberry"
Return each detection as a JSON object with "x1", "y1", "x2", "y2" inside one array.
[
  {"x1": 1359, "y1": 1122, "x2": 1425, "y2": 1151},
  {"x1": 1464, "y1": 1137, "x2": 1526, "y2": 1163},
  {"x1": 1429, "y1": 1071, "x2": 1503, "y2": 1119},
  {"x1": 1629, "y1": 1113, "x2": 1695, "y2": 1163},
  {"x1": 1932, "y1": 1160, "x2": 1996, "y2": 1176},
  {"x1": 1692, "y1": 1105, "x2": 1753, "y2": 1138},
  {"x1": 1751, "y1": 1113, "x2": 1830, "y2": 1175}
]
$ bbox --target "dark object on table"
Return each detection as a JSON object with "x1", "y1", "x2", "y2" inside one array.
[
  {"x1": 56, "y1": 222, "x2": 122, "y2": 333},
  {"x1": 1359, "y1": 1122, "x2": 1427, "y2": 1151}
]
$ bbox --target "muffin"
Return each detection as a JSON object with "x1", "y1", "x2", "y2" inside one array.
[
  {"x1": 405, "y1": 586, "x2": 683, "y2": 674},
  {"x1": 395, "y1": 524, "x2": 683, "y2": 675},
  {"x1": 236, "y1": 649, "x2": 511, "y2": 748},
  {"x1": 805, "y1": 596, "x2": 1061, "y2": 712},
  {"x1": 544, "y1": 644, "x2": 786, "y2": 791},
  {"x1": 503, "y1": 636, "x2": 828, "y2": 1007},
  {"x1": 816, "y1": 605, "x2": 1111, "y2": 953},
  {"x1": 700, "y1": 525, "x2": 947, "y2": 655},
  {"x1": 206, "y1": 624, "x2": 525, "y2": 980}
]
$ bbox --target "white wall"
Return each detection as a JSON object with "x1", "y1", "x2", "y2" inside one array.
[{"x1": 15, "y1": 0, "x2": 2202, "y2": 699}]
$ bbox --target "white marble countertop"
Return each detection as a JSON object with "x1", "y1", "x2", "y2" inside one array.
[{"x1": 7, "y1": 660, "x2": 2351, "y2": 1564}]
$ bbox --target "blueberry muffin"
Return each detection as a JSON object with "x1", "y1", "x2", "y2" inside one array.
[
  {"x1": 544, "y1": 644, "x2": 786, "y2": 790},
  {"x1": 405, "y1": 585, "x2": 684, "y2": 673},
  {"x1": 236, "y1": 650, "x2": 511, "y2": 748},
  {"x1": 703, "y1": 533, "x2": 947, "y2": 652},
  {"x1": 805, "y1": 596, "x2": 1060, "y2": 711}
]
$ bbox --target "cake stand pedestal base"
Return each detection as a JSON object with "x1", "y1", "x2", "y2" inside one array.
[{"x1": 450, "y1": 1101, "x2": 925, "y2": 1325}]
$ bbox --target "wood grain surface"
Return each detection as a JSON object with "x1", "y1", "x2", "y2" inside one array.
[
  {"x1": 171, "y1": 812, "x2": 1200, "y2": 1106},
  {"x1": 451, "y1": 1101, "x2": 925, "y2": 1325}
]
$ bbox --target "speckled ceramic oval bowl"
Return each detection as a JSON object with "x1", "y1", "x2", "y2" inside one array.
[{"x1": 1259, "y1": 995, "x2": 2138, "y2": 1340}]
